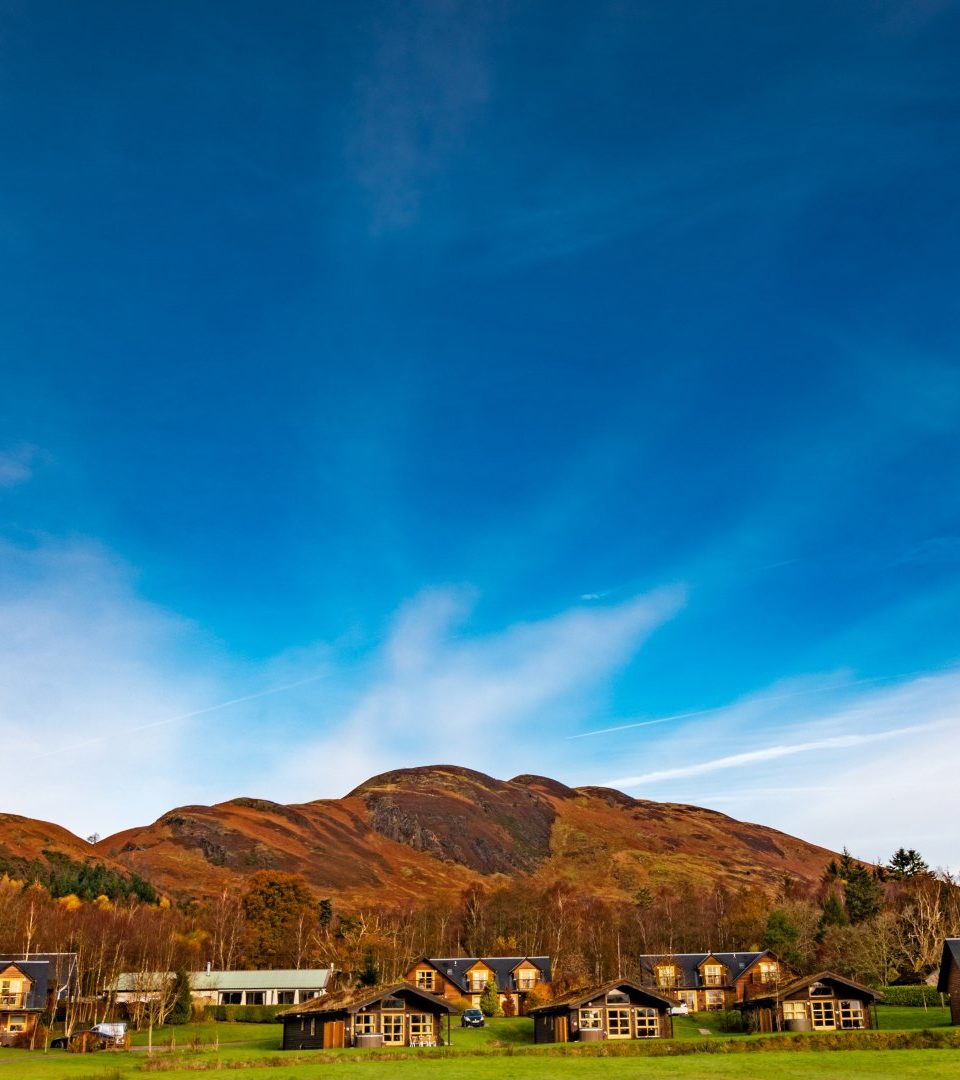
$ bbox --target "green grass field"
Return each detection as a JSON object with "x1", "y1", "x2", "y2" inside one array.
[{"x1": 1, "y1": 1009, "x2": 957, "y2": 1080}]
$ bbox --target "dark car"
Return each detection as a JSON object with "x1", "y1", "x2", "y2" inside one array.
[
  {"x1": 461, "y1": 1007, "x2": 485, "y2": 1028},
  {"x1": 50, "y1": 1030, "x2": 110, "y2": 1050}
]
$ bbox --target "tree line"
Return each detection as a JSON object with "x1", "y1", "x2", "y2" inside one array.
[{"x1": 0, "y1": 844, "x2": 957, "y2": 1031}]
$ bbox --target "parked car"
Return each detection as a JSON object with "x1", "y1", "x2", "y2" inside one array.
[
  {"x1": 670, "y1": 1003, "x2": 690, "y2": 1016},
  {"x1": 461, "y1": 1007, "x2": 485, "y2": 1027},
  {"x1": 50, "y1": 1030, "x2": 107, "y2": 1050},
  {"x1": 50, "y1": 1024, "x2": 128, "y2": 1051}
]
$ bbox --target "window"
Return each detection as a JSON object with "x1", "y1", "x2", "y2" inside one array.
[
  {"x1": 516, "y1": 971, "x2": 539, "y2": 990},
  {"x1": 655, "y1": 966, "x2": 678, "y2": 988},
  {"x1": 381, "y1": 1013, "x2": 404, "y2": 1044},
  {"x1": 277, "y1": 991, "x2": 295, "y2": 1005},
  {"x1": 381, "y1": 996, "x2": 405, "y2": 1010},
  {"x1": 607, "y1": 1008, "x2": 631, "y2": 1038},
  {"x1": 678, "y1": 991, "x2": 697, "y2": 1011},
  {"x1": 782, "y1": 1001, "x2": 807, "y2": 1022},
  {"x1": 809, "y1": 982, "x2": 832, "y2": 997},
  {"x1": 758, "y1": 962, "x2": 778, "y2": 984},
  {"x1": 8, "y1": 1015, "x2": 26, "y2": 1032},
  {"x1": 702, "y1": 965, "x2": 724, "y2": 986},
  {"x1": 704, "y1": 991, "x2": 724, "y2": 1010},
  {"x1": 354, "y1": 1013, "x2": 378, "y2": 1035},
  {"x1": 607, "y1": 990, "x2": 629, "y2": 1004},
  {"x1": 579, "y1": 1008, "x2": 603, "y2": 1029},
  {"x1": 416, "y1": 970, "x2": 435, "y2": 991},
  {"x1": 246, "y1": 991, "x2": 265, "y2": 1005},
  {"x1": 810, "y1": 1001, "x2": 835, "y2": 1030},
  {"x1": 635, "y1": 1008, "x2": 660, "y2": 1038},
  {"x1": 469, "y1": 973, "x2": 489, "y2": 992},
  {"x1": 838, "y1": 1001, "x2": 864, "y2": 1029},
  {"x1": 220, "y1": 992, "x2": 243, "y2": 1005},
  {"x1": 409, "y1": 1014, "x2": 433, "y2": 1043}
]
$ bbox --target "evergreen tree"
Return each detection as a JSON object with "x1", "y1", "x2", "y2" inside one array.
[
  {"x1": 843, "y1": 863, "x2": 883, "y2": 923},
  {"x1": 817, "y1": 891, "x2": 849, "y2": 939},
  {"x1": 887, "y1": 848, "x2": 929, "y2": 879},
  {"x1": 168, "y1": 969, "x2": 193, "y2": 1025},
  {"x1": 357, "y1": 949, "x2": 380, "y2": 987},
  {"x1": 761, "y1": 909, "x2": 799, "y2": 966},
  {"x1": 479, "y1": 977, "x2": 501, "y2": 1018}
]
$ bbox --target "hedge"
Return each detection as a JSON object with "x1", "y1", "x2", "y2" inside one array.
[
  {"x1": 205, "y1": 1004, "x2": 285, "y2": 1023},
  {"x1": 874, "y1": 985, "x2": 948, "y2": 1007}
]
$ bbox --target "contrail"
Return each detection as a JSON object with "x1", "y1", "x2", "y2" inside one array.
[
  {"x1": 35, "y1": 673, "x2": 326, "y2": 759},
  {"x1": 566, "y1": 667, "x2": 948, "y2": 740}
]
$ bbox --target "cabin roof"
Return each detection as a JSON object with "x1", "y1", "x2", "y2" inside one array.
[
  {"x1": 417, "y1": 956, "x2": 551, "y2": 994},
  {"x1": 279, "y1": 982, "x2": 455, "y2": 1018},
  {"x1": 742, "y1": 970, "x2": 882, "y2": 1006},
  {"x1": 638, "y1": 951, "x2": 774, "y2": 987},
  {"x1": 527, "y1": 979, "x2": 673, "y2": 1014}
]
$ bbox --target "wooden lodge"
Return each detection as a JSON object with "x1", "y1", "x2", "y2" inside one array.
[
  {"x1": 936, "y1": 939, "x2": 960, "y2": 1025},
  {"x1": 638, "y1": 950, "x2": 789, "y2": 1011},
  {"x1": 404, "y1": 956, "x2": 551, "y2": 1014},
  {"x1": 279, "y1": 983, "x2": 456, "y2": 1050},
  {"x1": 527, "y1": 980, "x2": 673, "y2": 1043},
  {"x1": 739, "y1": 971, "x2": 881, "y2": 1033}
]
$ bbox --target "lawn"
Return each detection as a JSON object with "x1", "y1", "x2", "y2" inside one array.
[
  {"x1": 2, "y1": 1010, "x2": 957, "y2": 1080},
  {"x1": 3, "y1": 1049, "x2": 960, "y2": 1080}
]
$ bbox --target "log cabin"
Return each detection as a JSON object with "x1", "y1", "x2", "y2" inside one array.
[
  {"x1": 0, "y1": 960, "x2": 47, "y2": 1046},
  {"x1": 279, "y1": 983, "x2": 456, "y2": 1050},
  {"x1": 528, "y1": 980, "x2": 674, "y2": 1043},
  {"x1": 739, "y1": 971, "x2": 881, "y2": 1032}
]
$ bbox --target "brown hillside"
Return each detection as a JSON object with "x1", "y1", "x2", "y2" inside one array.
[
  {"x1": 0, "y1": 812, "x2": 134, "y2": 879},
  {"x1": 5, "y1": 766, "x2": 837, "y2": 905}
]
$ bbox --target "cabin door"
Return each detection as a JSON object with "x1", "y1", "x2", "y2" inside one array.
[
  {"x1": 555, "y1": 1016, "x2": 568, "y2": 1043},
  {"x1": 323, "y1": 1021, "x2": 345, "y2": 1048}
]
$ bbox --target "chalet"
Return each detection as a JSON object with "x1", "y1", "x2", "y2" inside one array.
[
  {"x1": 528, "y1": 980, "x2": 673, "y2": 1043},
  {"x1": 739, "y1": 971, "x2": 881, "y2": 1032},
  {"x1": 0, "y1": 960, "x2": 47, "y2": 1046},
  {"x1": 109, "y1": 967, "x2": 333, "y2": 1008},
  {"x1": 404, "y1": 956, "x2": 550, "y2": 1014},
  {"x1": 279, "y1": 982, "x2": 456, "y2": 1049},
  {"x1": 936, "y1": 939, "x2": 960, "y2": 1025},
  {"x1": 638, "y1": 951, "x2": 787, "y2": 1011}
]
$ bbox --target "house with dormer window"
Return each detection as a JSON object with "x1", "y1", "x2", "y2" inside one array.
[
  {"x1": 0, "y1": 961, "x2": 47, "y2": 1046},
  {"x1": 404, "y1": 956, "x2": 551, "y2": 1014},
  {"x1": 639, "y1": 951, "x2": 789, "y2": 1012}
]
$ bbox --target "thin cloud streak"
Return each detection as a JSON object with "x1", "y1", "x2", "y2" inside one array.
[
  {"x1": 33, "y1": 672, "x2": 328, "y2": 760},
  {"x1": 606, "y1": 724, "x2": 930, "y2": 788},
  {"x1": 572, "y1": 667, "x2": 951, "y2": 740}
]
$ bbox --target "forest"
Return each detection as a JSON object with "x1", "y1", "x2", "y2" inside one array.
[{"x1": 1, "y1": 845, "x2": 957, "y2": 1023}]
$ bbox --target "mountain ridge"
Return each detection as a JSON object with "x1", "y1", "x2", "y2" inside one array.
[{"x1": 3, "y1": 765, "x2": 837, "y2": 905}]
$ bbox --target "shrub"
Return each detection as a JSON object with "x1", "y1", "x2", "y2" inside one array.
[{"x1": 874, "y1": 985, "x2": 947, "y2": 1007}]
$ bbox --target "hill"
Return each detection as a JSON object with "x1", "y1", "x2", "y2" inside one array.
[{"x1": 4, "y1": 766, "x2": 837, "y2": 905}]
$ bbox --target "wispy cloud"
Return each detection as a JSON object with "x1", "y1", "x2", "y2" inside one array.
[
  {"x1": 0, "y1": 444, "x2": 38, "y2": 488},
  {"x1": 593, "y1": 669, "x2": 960, "y2": 866},
  {"x1": 275, "y1": 585, "x2": 686, "y2": 799},
  {"x1": 348, "y1": 3, "x2": 491, "y2": 232}
]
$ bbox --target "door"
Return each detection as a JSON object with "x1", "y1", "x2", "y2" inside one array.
[
  {"x1": 381, "y1": 1013, "x2": 404, "y2": 1045},
  {"x1": 810, "y1": 1001, "x2": 835, "y2": 1030}
]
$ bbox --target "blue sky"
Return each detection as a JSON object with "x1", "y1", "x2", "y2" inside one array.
[{"x1": 2, "y1": 1, "x2": 960, "y2": 868}]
